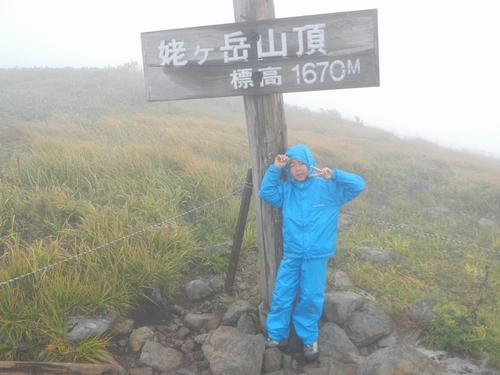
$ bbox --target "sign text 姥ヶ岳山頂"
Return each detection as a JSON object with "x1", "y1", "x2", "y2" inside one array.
[{"x1": 141, "y1": 9, "x2": 379, "y2": 101}]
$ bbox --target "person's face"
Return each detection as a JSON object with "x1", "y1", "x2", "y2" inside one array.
[{"x1": 288, "y1": 158, "x2": 309, "y2": 181}]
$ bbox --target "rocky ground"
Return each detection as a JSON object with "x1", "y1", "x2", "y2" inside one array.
[
  {"x1": 97, "y1": 249, "x2": 499, "y2": 375},
  {"x1": 108, "y1": 263, "x2": 265, "y2": 374}
]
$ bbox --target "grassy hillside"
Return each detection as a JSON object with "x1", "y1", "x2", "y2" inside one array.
[{"x1": 1, "y1": 67, "x2": 499, "y2": 365}]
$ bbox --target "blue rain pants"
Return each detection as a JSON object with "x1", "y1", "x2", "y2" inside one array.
[{"x1": 266, "y1": 257, "x2": 328, "y2": 345}]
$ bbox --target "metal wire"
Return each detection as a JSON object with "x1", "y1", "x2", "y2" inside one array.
[
  {"x1": 0, "y1": 188, "x2": 245, "y2": 288},
  {"x1": 1, "y1": 182, "x2": 497, "y2": 288}
]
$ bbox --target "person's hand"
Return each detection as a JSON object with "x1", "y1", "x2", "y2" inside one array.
[
  {"x1": 309, "y1": 166, "x2": 333, "y2": 179},
  {"x1": 274, "y1": 154, "x2": 289, "y2": 169}
]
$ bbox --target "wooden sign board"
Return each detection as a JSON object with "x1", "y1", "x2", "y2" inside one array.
[{"x1": 141, "y1": 9, "x2": 379, "y2": 101}]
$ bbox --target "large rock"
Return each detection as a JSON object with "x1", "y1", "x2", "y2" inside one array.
[
  {"x1": 403, "y1": 299, "x2": 436, "y2": 326},
  {"x1": 183, "y1": 312, "x2": 220, "y2": 332},
  {"x1": 237, "y1": 313, "x2": 258, "y2": 334},
  {"x1": 357, "y1": 345, "x2": 443, "y2": 375},
  {"x1": 66, "y1": 315, "x2": 116, "y2": 343},
  {"x1": 221, "y1": 299, "x2": 258, "y2": 326},
  {"x1": 318, "y1": 322, "x2": 359, "y2": 363},
  {"x1": 263, "y1": 348, "x2": 282, "y2": 373},
  {"x1": 138, "y1": 341, "x2": 183, "y2": 372},
  {"x1": 323, "y1": 291, "x2": 364, "y2": 326},
  {"x1": 184, "y1": 279, "x2": 214, "y2": 300},
  {"x1": 129, "y1": 326, "x2": 154, "y2": 352},
  {"x1": 202, "y1": 326, "x2": 265, "y2": 375},
  {"x1": 343, "y1": 305, "x2": 394, "y2": 347}
]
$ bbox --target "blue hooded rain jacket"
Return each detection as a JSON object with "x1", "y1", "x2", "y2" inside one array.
[
  {"x1": 259, "y1": 144, "x2": 365, "y2": 344},
  {"x1": 259, "y1": 144, "x2": 365, "y2": 260}
]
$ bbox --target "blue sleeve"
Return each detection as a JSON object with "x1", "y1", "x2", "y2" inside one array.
[
  {"x1": 258, "y1": 165, "x2": 284, "y2": 209},
  {"x1": 329, "y1": 169, "x2": 365, "y2": 205}
]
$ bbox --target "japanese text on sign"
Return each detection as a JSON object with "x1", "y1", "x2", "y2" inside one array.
[
  {"x1": 155, "y1": 24, "x2": 362, "y2": 90},
  {"x1": 141, "y1": 9, "x2": 379, "y2": 101}
]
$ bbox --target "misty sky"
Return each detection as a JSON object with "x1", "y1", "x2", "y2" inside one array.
[{"x1": 1, "y1": 0, "x2": 498, "y2": 156}]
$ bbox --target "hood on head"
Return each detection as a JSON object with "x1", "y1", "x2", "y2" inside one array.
[{"x1": 284, "y1": 144, "x2": 316, "y2": 181}]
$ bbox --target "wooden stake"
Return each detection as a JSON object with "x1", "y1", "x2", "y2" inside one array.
[{"x1": 225, "y1": 167, "x2": 253, "y2": 292}]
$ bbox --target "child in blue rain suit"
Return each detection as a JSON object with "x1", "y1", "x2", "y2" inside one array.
[{"x1": 258, "y1": 144, "x2": 365, "y2": 362}]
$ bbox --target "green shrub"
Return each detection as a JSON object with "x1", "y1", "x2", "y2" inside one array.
[{"x1": 421, "y1": 304, "x2": 485, "y2": 359}]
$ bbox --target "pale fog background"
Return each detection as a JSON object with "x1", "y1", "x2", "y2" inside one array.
[{"x1": 1, "y1": 0, "x2": 498, "y2": 157}]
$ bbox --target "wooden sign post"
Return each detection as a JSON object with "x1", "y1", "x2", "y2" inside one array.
[
  {"x1": 141, "y1": 1, "x2": 379, "y2": 325},
  {"x1": 231, "y1": 0, "x2": 288, "y2": 328}
]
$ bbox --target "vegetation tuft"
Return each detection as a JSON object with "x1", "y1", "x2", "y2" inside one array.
[{"x1": 1, "y1": 66, "x2": 499, "y2": 366}]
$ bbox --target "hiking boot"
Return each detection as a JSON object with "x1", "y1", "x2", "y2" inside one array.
[
  {"x1": 265, "y1": 338, "x2": 288, "y2": 349},
  {"x1": 303, "y1": 341, "x2": 319, "y2": 362}
]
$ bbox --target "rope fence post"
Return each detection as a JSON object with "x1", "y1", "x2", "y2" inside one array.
[{"x1": 225, "y1": 167, "x2": 253, "y2": 292}]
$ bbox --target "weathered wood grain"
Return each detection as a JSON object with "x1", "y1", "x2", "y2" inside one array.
[
  {"x1": 142, "y1": 9, "x2": 379, "y2": 101},
  {"x1": 233, "y1": 0, "x2": 288, "y2": 315}
]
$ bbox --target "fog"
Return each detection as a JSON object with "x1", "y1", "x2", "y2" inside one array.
[{"x1": 1, "y1": 0, "x2": 498, "y2": 156}]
